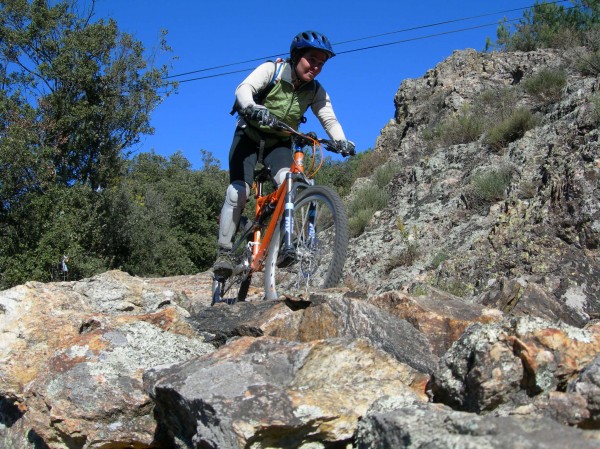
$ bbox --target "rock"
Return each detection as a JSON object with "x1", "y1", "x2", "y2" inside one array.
[
  {"x1": 568, "y1": 354, "x2": 600, "y2": 428},
  {"x1": 347, "y1": 47, "x2": 600, "y2": 325},
  {"x1": 0, "y1": 271, "x2": 214, "y2": 448},
  {"x1": 355, "y1": 401, "x2": 600, "y2": 449},
  {"x1": 430, "y1": 316, "x2": 600, "y2": 427},
  {"x1": 190, "y1": 290, "x2": 440, "y2": 374},
  {"x1": 370, "y1": 289, "x2": 503, "y2": 356},
  {"x1": 145, "y1": 336, "x2": 429, "y2": 449},
  {"x1": 478, "y1": 277, "x2": 588, "y2": 327}
]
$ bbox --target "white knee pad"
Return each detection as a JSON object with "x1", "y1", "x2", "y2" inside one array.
[
  {"x1": 273, "y1": 168, "x2": 290, "y2": 186},
  {"x1": 219, "y1": 181, "x2": 250, "y2": 249},
  {"x1": 225, "y1": 181, "x2": 250, "y2": 208}
]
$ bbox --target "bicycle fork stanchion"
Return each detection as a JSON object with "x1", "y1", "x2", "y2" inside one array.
[
  {"x1": 307, "y1": 202, "x2": 317, "y2": 248},
  {"x1": 283, "y1": 172, "x2": 295, "y2": 253}
]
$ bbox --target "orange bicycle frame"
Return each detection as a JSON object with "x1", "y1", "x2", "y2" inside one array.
[{"x1": 249, "y1": 148, "x2": 307, "y2": 272}]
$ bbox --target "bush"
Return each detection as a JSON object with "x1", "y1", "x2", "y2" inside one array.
[
  {"x1": 424, "y1": 106, "x2": 485, "y2": 147},
  {"x1": 470, "y1": 166, "x2": 513, "y2": 203},
  {"x1": 573, "y1": 27, "x2": 600, "y2": 75},
  {"x1": 475, "y1": 87, "x2": 519, "y2": 121},
  {"x1": 348, "y1": 184, "x2": 390, "y2": 237},
  {"x1": 486, "y1": 108, "x2": 539, "y2": 149},
  {"x1": 384, "y1": 242, "x2": 421, "y2": 273},
  {"x1": 592, "y1": 94, "x2": 600, "y2": 125},
  {"x1": 373, "y1": 162, "x2": 401, "y2": 189},
  {"x1": 314, "y1": 149, "x2": 388, "y2": 197},
  {"x1": 521, "y1": 68, "x2": 567, "y2": 103}
]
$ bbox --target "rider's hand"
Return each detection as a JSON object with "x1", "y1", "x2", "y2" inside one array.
[
  {"x1": 245, "y1": 105, "x2": 278, "y2": 128},
  {"x1": 334, "y1": 140, "x2": 356, "y2": 156}
]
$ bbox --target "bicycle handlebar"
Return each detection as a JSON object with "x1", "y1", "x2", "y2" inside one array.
[{"x1": 269, "y1": 119, "x2": 355, "y2": 157}]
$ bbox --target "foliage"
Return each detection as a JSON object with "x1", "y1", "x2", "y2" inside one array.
[
  {"x1": 101, "y1": 151, "x2": 227, "y2": 277},
  {"x1": 423, "y1": 87, "x2": 522, "y2": 148},
  {"x1": 373, "y1": 161, "x2": 401, "y2": 190},
  {"x1": 0, "y1": 0, "x2": 174, "y2": 191},
  {"x1": 487, "y1": 0, "x2": 600, "y2": 51},
  {"x1": 384, "y1": 218, "x2": 421, "y2": 272},
  {"x1": 423, "y1": 106, "x2": 485, "y2": 147},
  {"x1": 572, "y1": 27, "x2": 600, "y2": 74},
  {"x1": 469, "y1": 166, "x2": 513, "y2": 203},
  {"x1": 521, "y1": 68, "x2": 567, "y2": 103},
  {"x1": 347, "y1": 184, "x2": 390, "y2": 238},
  {"x1": 475, "y1": 87, "x2": 520, "y2": 121},
  {"x1": 0, "y1": 1, "x2": 238, "y2": 289},
  {"x1": 485, "y1": 108, "x2": 539, "y2": 149},
  {"x1": 314, "y1": 149, "x2": 388, "y2": 197},
  {"x1": 591, "y1": 94, "x2": 600, "y2": 124}
]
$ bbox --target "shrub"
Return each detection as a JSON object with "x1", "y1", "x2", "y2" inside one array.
[
  {"x1": 592, "y1": 94, "x2": 600, "y2": 125},
  {"x1": 430, "y1": 251, "x2": 450, "y2": 269},
  {"x1": 424, "y1": 106, "x2": 485, "y2": 147},
  {"x1": 384, "y1": 242, "x2": 421, "y2": 273},
  {"x1": 573, "y1": 27, "x2": 600, "y2": 75},
  {"x1": 521, "y1": 68, "x2": 567, "y2": 103},
  {"x1": 475, "y1": 87, "x2": 519, "y2": 121},
  {"x1": 486, "y1": 108, "x2": 539, "y2": 149},
  {"x1": 373, "y1": 162, "x2": 401, "y2": 189},
  {"x1": 348, "y1": 184, "x2": 390, "y2": 237},
  {"x1": 314, "y1": 149, "x2": 388, "y2": 197},
  {"x1": 470, "y1": 166, "x2": 513, "y2": 203}
]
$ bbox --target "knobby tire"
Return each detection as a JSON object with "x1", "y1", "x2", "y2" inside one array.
[
  {"x1": 211, "y1": 223, "x2": 253, "y2": 305},
  {"x1": 263, "y1": 185, "x2": 348, "y2": 300}
]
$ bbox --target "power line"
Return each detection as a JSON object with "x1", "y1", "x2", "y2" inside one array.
[
  {"x1": 335, "y1": 20, "x2": 519, "y2": 56},
  {"x1": 169, "y1": 18, "x2": 520, "y2": 85},
  {"x1": 165, "y1": 0, "x2": 570, "y2": 82}
]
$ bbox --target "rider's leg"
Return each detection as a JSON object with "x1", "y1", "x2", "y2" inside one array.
[
  {"x1": 217, "y1": 180, "x2": 250, "y2": 250},
  {"x1": 264, "y1": 143, "x2": 294, "y2": 187},
  {"x1": 213, "y1": 129, "x2": 257, "y2": 277}
]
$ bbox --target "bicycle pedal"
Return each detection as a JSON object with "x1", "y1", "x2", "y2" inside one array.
[{"x1": 277, "y1": 249, "x2": 297, "y2": 268}]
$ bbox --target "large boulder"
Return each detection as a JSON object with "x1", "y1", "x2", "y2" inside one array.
[
  {"x1": 0, "y1": 271, "x2": 214, "y2": 448},
  {"x1": 355, "y1": 400, "x2": 600, "y2": 449},
  {"x1": 430, "y1": 316, "x2": 600, "y2": 427},
  {"x1": 145, "y1": 336, "x2": 429, "y2": 449}
]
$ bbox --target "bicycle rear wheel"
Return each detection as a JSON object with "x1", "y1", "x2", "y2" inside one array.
[
  {"x1": 211, "y1": 220, "x2": 253, "y2": 305},
  {"x1": 211, "y1": 272, "x2": 252, "y2": 305},
  {"x1": 263, "y1": 185, "x2": 348, "y2": 300}
]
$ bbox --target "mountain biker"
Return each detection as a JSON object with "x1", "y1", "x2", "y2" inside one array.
[{"x1": 213, "y1": 30, "x2": 355, "y2": 278}]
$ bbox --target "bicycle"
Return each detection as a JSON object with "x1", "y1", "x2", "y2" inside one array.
[{"x1": 212, "y1": 121, "x2": 352, "y2": 305}]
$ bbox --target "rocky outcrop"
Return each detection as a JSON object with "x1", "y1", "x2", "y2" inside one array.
[
  {"x1": 146, "y1": 336, "x2": 428, "y2": 448},
  {"x1": 348, "y1": 48, "x2": 600, "y2": 326},
  {"x1": 356, "y1": 401, "x2": 600, "y2": 449},
  {"x1": 0, "y1": 271, "x2": 215, "y2": 448}
]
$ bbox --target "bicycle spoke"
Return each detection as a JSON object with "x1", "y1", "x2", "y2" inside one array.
[{"x1": 264, "y1": 185, "x2": 348, "y2": 299}]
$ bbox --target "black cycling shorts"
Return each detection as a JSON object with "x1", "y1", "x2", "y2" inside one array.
[{"x1": 228, "y1": 127, "x2": 293, "y2": 187}]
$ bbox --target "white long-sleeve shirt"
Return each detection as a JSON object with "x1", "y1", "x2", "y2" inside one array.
[{"x1": 235, "y1": 61, "x2": 347, "y2": 141}]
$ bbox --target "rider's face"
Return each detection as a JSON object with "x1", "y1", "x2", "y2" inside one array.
[{"x1": 295, "y1": 50, "x2": 328, "y2": 83}]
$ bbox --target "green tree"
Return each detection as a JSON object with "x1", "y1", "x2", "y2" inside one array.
[
  {"x1": 99, "y1": 151, "x2": 227, "y2": 278},
  {"x1": 487, "y1": 0, "x2": 600, "y2": 51},
  {"x1": 0, "y1": 0, "x2": 175, "y2": 288},
  {"x1": 0, "y1": 0, "x2": 174, "y2": 190}
]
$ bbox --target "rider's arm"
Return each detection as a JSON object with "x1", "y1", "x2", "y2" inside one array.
[
  {"x1": 234, "y1": 62, "x2": 276, "y2": 111},
  {"x1": 311, "y1": 87, "x2": 346, "y2": 141}
]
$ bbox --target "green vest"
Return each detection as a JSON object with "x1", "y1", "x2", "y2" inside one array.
[{"x1": 244, "y1": 63, "x2": 319, "y2": 146}]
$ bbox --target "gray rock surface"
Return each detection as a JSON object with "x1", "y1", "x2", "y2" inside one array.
[{"x1": 355, "y1": 402, "x2": 600, "y2": 449}]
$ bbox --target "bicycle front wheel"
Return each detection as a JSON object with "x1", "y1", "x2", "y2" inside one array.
[{"x1": 264, "y1": 185, "x2": 349, "y2": 300}]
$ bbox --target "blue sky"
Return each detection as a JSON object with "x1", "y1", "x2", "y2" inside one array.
[{"x1": 91, "y1": 0, "x2": 542, "y2": 169}]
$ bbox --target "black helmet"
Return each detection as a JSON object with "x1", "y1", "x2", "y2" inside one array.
[{"x1": 290, "y1": 30, "x2": 335, "y2": 60}]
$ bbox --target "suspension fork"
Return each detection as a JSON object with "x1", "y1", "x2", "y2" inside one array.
[{"x1": 282, "y1": 171, "x2": 296, "y2": 252}]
